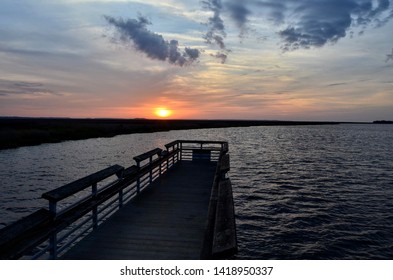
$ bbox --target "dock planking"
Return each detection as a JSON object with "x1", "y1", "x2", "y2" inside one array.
[{"x1": 61, "y1": 161, "x2": 216, "y2": 259}]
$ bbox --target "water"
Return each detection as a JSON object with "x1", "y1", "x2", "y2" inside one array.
[{"x1": 1, "y1": 124, "x2": 392, "y2": 259}]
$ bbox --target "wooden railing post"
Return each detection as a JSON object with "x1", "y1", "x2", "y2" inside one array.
[
  {"x1": 166, "y1": 151, "x2": 169, "y2": 170},
  {"x1": 49, "y1": 201, "x2": 57, "y2": 216},
  {"x1": 92, "y1": 183, "x2": 98, "y2": 230},
  {"x1": 49, "y1": 233, "x2": 57, "y2": 259},
  {"x1": 219, "y1": 154, "x2": 230, "y2": 180},
  {"x1": 159, "y1": 154, "x2": 162, "y2": 175},
  {"x1": 173, "y1": 144, "x2": 176, "y2": 162},
  {"x1": 119, "y1": 189, "x2": 123, "y2": 209},
  {"x1": 136, "y1": 161, "x2": 141, "y2": 193},
  {"x1": 47, "y1": 196, "x2": 58, "y2": 259},
  {"x1": 149, "y1": 156, "x2": 153, "y2": 184},
  {"x1": 180, "y1": 142, "x2": 183, "y2": 161}
]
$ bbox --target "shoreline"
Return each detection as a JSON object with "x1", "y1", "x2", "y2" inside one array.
[{"x1": 1, "y1": 117, "x2": 345, "y2": 150}]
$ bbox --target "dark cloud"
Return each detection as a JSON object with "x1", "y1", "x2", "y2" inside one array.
[
  {"x1": 211, "y1": 52, "x2": 228, "y2": 64},
  {"x1": 252, "y1": 1, "x2": 287, "y2": 23},
  {"x1": 279, "y1": 0, "x2": 357, "y2": 50},
  {"x1": 104, "y1": 15, "x2": 200, "y2": 66},
  {"x1": 356, "y1": 0, "x2": 391, "y2": 25},
  {"x1": 386, "y1": 48, "x2": 393, "y2": 62},
  {"x1": 198, "y1": 0, "x2": 392, "y2": 52},
  {"x1": 0, "y1": 79, "x2": 57, "y2": 96},
  {"x1": 202, "y1": 0, "x2": 230, "y2": 62},
  {"x1": 206, "y1": 33, "x2": 226, "y2": 49},
  {"x1": 226, "y1": 1, "x2": 251, "y2": 31},
  {"x1": 202, "y1": 0, "x2": 225, "y2": 32},
  {"x1": 184, "y1": 47, "x2": 200, "y2": 60},
  {"x1": 326, "y1": 82, "x2": 348, "y2": 87},
  {"x1": 103, "y1": 2, "x2": 392, "y2": 63},
  {"x1": 278, "y1": 0, "x2": 393, "y2": 51}
]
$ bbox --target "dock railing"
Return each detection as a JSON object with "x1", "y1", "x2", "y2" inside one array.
[{"x1": 0, "y1": 140, "x2": 236, "y2": 260}]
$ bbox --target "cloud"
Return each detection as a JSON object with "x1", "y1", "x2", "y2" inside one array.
[
  {"x1": 203, "y1": 0, "x2": 251, "y2": 44},
  {"x1": 198, "y1": 0, "x2": 393, "y2": 52},
  {"x1": 279, "y1": 0, "x2": 357, "y2": 50},
  {"x1": 202, "y1": 0, "x2": 225, "y2": 31},
  {"x1": 356, "y1": 0, "x2": 391, "y2": 26},
  {"x1": 278, "y1": 0, "x2": 393, "y2": 50},
  {"x1": 0, "y1": 79, "x2": 57, "y2": 96},
  {"x1": 104, "y1": 15, "x2": 200, "y2": 66},
  {"x1": 386, "y1": 48, "x2": 393, "y2": 62},
  {"x1": 211, "y1": 52, "x2": 228, "y2": 64},
  {"x1": 225, "y1": 1, "x2": 251, "y2": 31},
  {"x1": 326, "y1": 82, "x2": 348, "y2": 87},
  {"x1": 202, "y1": 0, "x2": 230, "y2": 62},
  {"x1": 252, "y1": 1, "x2": 287, "y2": 23}
]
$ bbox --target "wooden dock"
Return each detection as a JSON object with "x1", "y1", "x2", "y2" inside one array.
[
  {"x1": 0, "y1": 140, "x2": 237, "y2": 260},
  {"x1": 62, "y1": 161, "x2": 216, "y2": 259}
]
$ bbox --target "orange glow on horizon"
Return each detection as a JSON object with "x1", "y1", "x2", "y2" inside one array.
[{"x1": 154, "y1": 108, "x2": 172, "y2": 118}]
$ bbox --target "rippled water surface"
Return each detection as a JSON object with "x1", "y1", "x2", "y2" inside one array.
[{"x1": 1, "y1": 124, "x2": 392, "y2": 259}]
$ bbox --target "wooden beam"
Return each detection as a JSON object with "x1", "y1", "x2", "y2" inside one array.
[
  {"x1": 220, "y1": 154, "x2": 230, "y2": 174},
  {"x1": 133, "y1": 148, "x2": 162, "y2": 163},
  {"x1": 0, "y1": 209, "x2": 52, "y2": 259},
  {"x1": 42, "y1": 164, "x2": 124, "y2": 203},
  {"x1": 212, "y1": 179, "x2": 237, "y2": 258},
  {"x1": 200, "y1": 170, "x2": 220, "y2": 259},
  {"x1": 164, "y1": 140, "x2": 180, "y2": 150}
]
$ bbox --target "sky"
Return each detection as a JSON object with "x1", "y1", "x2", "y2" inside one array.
[{"x1": 0, "y1": 0, "x2": 393, "y2": 121}]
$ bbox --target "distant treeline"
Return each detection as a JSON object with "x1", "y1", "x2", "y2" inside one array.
[
  {"x1": 0, "y1": 117, "x2": 339, "y2": 150},
  {"x1": 373, "y1": 120, "x2": 393, "y2": 124}
]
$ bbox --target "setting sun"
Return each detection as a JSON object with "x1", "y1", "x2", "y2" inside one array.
[{"x1": 155, "y1": 108, "x2": 172, "y2": 118}]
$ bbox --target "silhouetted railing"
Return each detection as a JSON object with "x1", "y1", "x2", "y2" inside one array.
[{"x1": 0, "y1": 140, "x2": 235, "y2": 260}]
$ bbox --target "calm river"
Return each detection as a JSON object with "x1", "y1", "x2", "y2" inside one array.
[{"x1": 1, "y1": 124, "x2": 392, "y2": 259}]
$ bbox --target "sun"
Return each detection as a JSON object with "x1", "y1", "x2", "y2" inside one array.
[{"x1": 155, "y1": 108, "x2": 172, "y2": 118}]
